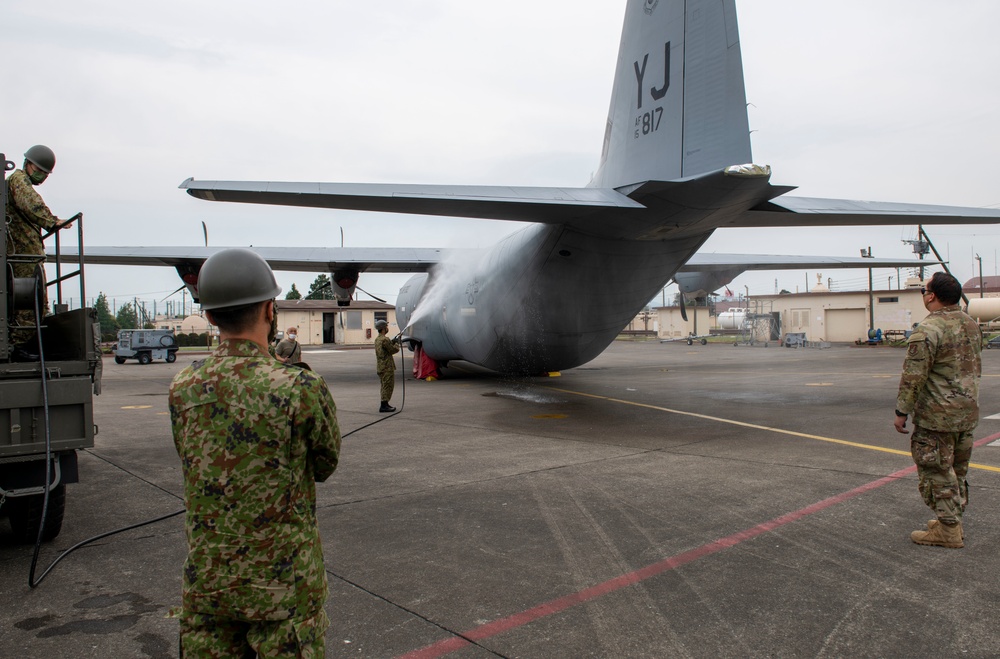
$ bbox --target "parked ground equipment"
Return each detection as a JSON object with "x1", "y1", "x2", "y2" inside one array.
[{"x1": 113, "y1": 329, "x2": 178, "y2": 364}]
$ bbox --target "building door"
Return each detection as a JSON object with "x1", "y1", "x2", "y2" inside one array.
[
  {"x1": 825, "y1": 308, "x2": 867, "y2": 342},
  {"x1": 323, "y1": 312, "x2": 344, "y2": 344}
]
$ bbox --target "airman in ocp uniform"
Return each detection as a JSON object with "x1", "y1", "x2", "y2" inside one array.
[
  {"x1": 169, "y1": 248, "x2": 341, "y2": 656},
  {"x1": 894, "y1": 271, "x2": 981, "y2": 549}
]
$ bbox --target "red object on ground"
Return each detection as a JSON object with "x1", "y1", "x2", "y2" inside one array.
[{"x1": 412, "y1": 344, "x2": 441, "y2": 380}]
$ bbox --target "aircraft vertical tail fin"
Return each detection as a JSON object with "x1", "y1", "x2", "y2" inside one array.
[{"x1": 591, "y1": 0, "x2": 752, "y2": 189}]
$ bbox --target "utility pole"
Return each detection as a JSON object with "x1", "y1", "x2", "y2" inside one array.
[
  {"x1": 976, "y1": 253, "x2": 984, "y2": 297},
  {"x1": 861, "y1": 246, "x2": 874, "y2": 332}
]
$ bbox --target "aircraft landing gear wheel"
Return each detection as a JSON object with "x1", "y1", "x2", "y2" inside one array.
[
  {"x1": 114, "y1": 356, "x2": 126, "y2": 364},
  {"x1": 138, "y1": 352, "x2": 152, "y2": 365}
]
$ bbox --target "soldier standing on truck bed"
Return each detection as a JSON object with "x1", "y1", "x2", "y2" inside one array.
[{"x1": 5, "y1": 145, "x2": 76, "y2": 355}]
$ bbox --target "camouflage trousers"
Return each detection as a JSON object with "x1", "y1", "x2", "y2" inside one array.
[
  {"x1": 378, "y1": 368, "x2": 395, "y2": 402},
  {"x1": 910, "y1": 425, "x2": 973, "y2": 525},
  {"x1": 179, "y1": 609, "x2": 328, "y2": 658}
]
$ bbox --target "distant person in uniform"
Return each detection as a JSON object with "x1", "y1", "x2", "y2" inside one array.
[
  {"x1": 276, "y1": 326, "x2": 302, "y2": 364},
  {"x1": 894, "y1": 271, "x2": 981, "y2": 548},
  {"x1": 5, "y1": 145, "x2": 76, "y2": 352},
  {"x1": 374, "y1": 319, "x2": 399, "y2": 412},
  {"x1": 169, "y1": 249, "x2": 340, "y2": 656}
]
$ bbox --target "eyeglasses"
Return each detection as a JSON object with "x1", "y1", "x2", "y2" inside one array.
[{"x1": 920, "y1": 288, "x2": 933, "y2": 296}]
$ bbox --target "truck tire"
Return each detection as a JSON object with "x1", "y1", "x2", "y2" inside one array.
[
  {"x1": 138, "y1": 352, "x2": 152, "y2": 365},
  {"x1": 166, "y1": 351, "x2": 177, "y2": 364},
  {"x1": 114, "y1": 356, "x2": 127, "y2": 364},
  {"x1": 7, "y1": 484, "x2": 66, "y2": 543}
]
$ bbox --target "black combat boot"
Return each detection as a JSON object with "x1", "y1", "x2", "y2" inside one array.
[{"x1": 379, "y1": 401, "x2": 396, "y2": 413}]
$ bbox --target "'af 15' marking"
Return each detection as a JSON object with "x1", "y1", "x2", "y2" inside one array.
[{"x1": 633, "y1": 41, "x2": 670, "y2": 140}]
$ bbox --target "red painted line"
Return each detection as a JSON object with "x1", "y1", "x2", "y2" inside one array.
[{"x1": 399, "y1": 432, "x2": 1000, "y2": 659}]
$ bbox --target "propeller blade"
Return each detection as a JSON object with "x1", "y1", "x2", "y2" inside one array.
[
  {"x1": 201, "y1": 221, "x2": 208, "y2": 247},
  {"x1": 159, "y1": 284, "x2": 187, "y2": 303},
  {"x1": 356, "y1": 284, "x2": 387, "y2": 304}
]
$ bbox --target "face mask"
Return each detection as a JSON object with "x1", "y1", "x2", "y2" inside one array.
[
  {"x1": 28, "y1": 170, "x2": 48, "y2": 185},
  {"x1": 288, "y1": 333, "x2": 297, "y2": 340}
]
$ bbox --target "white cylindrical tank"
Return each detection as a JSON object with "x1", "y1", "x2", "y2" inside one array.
[
  {"x1": 718, "y1": 308, "x2": 747, "y2": 330},
  {"x1": 967, "y1": 298, "x2": 1000, "y2": 324}
]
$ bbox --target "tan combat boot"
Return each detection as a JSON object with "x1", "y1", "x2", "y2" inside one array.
[
  {"x1": 927, "y1": 519, "x2": 965, "y2": 540},
  {"x1": 911, "y1": 521, "x2": 964, "y2": 548}
]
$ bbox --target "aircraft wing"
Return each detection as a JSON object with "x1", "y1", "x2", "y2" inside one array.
[
  {"x1": 50, "y1": 246, "x2": 449, "y2": 273},
  {"x1": 678, "y1": 253, "x2": 940, "y2": 272},
  {"x1": 730, "y1": 196, "x2": 1000, "y2": 227}
]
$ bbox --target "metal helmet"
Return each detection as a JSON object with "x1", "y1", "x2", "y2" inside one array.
[
  {"x1": 375, "y1": 319, "x2": 389, "y2": 331},
  {"x1": 24, "y1": 145, "x2": 56, "y2": 173},
  {"x1": 197, "y1": 248, "x2": 281, "y2": 311}
]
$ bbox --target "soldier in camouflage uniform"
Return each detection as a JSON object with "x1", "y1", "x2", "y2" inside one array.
[
  {"x1": 169, "y1": 249, "x2": 341, "y2": 657},
  {"x1": 374, "y1": 319, "x2": 399, "y2": 413},
  {"x1": 5, "y1": 145, "x2": 75, "y2": 348},
  {"x1": 894, "y1": 272, "x2": 981, "y2": 549}
]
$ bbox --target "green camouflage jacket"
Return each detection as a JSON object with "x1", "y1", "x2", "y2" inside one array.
[
  {"x1": 169, "y1": 339, "x2": 340, "y2": 621},
  {"x1": 896, "y1": 304, "x2": 981, "y2": 432},
  {"x1": 375, "y1": 333, "x2": 399, "y2": 374},
  {"x1": 5, "y1": 169, "x2": 61, "y2": 275}
]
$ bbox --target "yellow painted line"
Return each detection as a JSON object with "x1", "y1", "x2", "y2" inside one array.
[
  {"x1": 544, "y1": 386, "x2": 1000, "y2": 474},
  {"x1": 532, "y1": 414, "x2": 568, "y2": 420},
  {"x1": 121, "y1": 405, "x2": 152, "y2": 410}
]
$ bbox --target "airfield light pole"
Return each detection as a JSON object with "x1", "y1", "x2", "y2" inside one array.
[
  {"x1": 976, "y1": 253, "x2": 984, "y2": 298},
  {"x1": 861, "y1": 247, "x2": 874, "y2": 333}
]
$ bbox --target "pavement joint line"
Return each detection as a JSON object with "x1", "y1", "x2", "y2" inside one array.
[
  {"x1": 82, "y1": 449, "x2": 184, "y2": 501},
  {"x1": 542, "y1": 386, "x2": 1000, "y2": 474},
  {"x1": 328, "y1": 572, "x2": 508, "y2": 659},
  {"x1": 399, "y1": 431, "x2": 1000, "y2": 659}
]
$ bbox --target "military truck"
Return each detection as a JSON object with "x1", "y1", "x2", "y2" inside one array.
[
  {"x1": 0, "y1": 151, "x2": 100, "y2": 543},
  {"x1": 114, "y1": 328, "x2": 178, "y2": 364}
]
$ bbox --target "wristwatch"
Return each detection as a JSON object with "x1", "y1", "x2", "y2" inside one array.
[{"x1": 894, "y1": 409, "x2": 908, "y2": 418}]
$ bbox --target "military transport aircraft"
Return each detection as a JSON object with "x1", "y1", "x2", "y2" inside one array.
[{"x1": 59, "y1": 0, "x2": 1000, "y2": 374}]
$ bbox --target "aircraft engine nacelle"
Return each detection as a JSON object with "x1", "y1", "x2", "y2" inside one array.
[
  {"x1": 674, "y1": 269, "x2": 744, "y2": 300},
  {"x1": 330, "y1": 270, "x2": 358, "y2": 307}
]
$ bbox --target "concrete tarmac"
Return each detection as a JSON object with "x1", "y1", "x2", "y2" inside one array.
[{"x1": 2, "y1": 340, "x2": 999, "y2": 658}]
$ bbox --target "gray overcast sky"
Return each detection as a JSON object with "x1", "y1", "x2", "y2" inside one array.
[{"x1": 6, "y1": 0, "x2": 1000, "y2": 311}]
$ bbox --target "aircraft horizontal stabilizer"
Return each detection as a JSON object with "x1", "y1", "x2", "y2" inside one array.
[
  {"x1": 732, "y1": 196, "x2": 1000, "y2": 228},
  {"x1": 180, "y1": 178, "x2": 644, "y2": 223}
]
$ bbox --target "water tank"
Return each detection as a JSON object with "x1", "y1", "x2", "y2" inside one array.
[
  {"x1": 967, "y1": 298, "x2": 1000, "y2": 324},
  {"x1": 718, "y1": 308, "x2": 747, "y2": 330}
]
